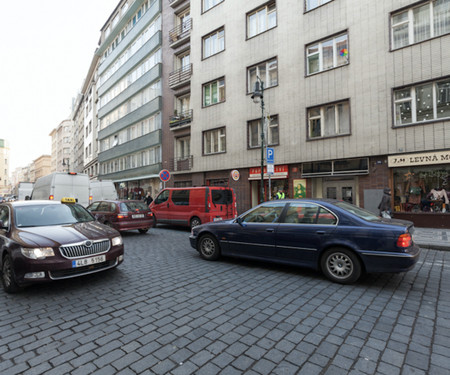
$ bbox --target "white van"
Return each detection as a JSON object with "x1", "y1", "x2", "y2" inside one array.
[
  {"x1": 31, "y1": 172, "x2": 91, "y2": 206},
  {"x1": 89, "y1": 180, "x2": 118, "y2": 203},
  {"x1": 16, "y1": 182, "x2": 34, "y2": 200}
]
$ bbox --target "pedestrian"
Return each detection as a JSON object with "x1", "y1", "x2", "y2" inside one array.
[
  {"x1": 275, "y1": 188, "x2": 285, "y2": 200},
  {"x1": 144, "y1": 192, "x2": 153, "y2": 206},
  {"x1": 378, "y1": 187, "x2": 391, "y2": 218}
]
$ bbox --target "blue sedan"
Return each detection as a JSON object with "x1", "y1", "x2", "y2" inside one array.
[{"x1": 189, "y1": 199, "x2": 421, "y2": 284}]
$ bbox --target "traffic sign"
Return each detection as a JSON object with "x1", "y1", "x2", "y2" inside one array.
[
  {"x1": 266, "y1": 147, "x2": 274, "y2": 163},
  {"x1": 159, "y1": 169, "x2": 171, "y2": 182}
]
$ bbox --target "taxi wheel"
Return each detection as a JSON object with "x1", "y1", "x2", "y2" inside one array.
[
  {"x1": 198, "y1": 234, "x2": 220, "y2": 261},
  {"x1": 2, "y1": 254, "x2": 21, "y2": 293},
  {"x1": 138, "y1": 228, "x2": 149, "y2": 234},
  {"x1": 320, "y1": 247, "x2": 362, "y2": 284},
  {"x1": 190, "y1": 217, "x2": 201, "y2": 229}
]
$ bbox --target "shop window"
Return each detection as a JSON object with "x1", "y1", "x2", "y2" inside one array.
[{"x1": 393, "y1": 166, "x2": 450, "y2": 213}]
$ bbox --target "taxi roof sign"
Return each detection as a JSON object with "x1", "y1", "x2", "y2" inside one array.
[{"x1": 61, "y1": 197, "x2": 77, "y2": 204}]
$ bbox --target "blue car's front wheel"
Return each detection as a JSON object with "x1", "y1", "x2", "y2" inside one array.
[
  {"x1": 198, "y1": 234, "x2": 220, "y2": 261},
  {"x1": 321, "y1": 248, "x2": 362, "y2": 284}
]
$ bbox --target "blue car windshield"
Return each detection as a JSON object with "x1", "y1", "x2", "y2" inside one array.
[
  {"x1": 15, "y1": 204, "x2": 95, "y2": 227},
  {"x1": 334, "y1": 201, "x2": 380, "y2": 222}
]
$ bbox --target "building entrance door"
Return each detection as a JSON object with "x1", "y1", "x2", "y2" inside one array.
[{"x1": 323, "y1": 180, "x2": 355, "y2": 204}]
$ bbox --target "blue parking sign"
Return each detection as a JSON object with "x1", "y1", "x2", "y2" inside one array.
[{"x1": 266, "y1": 147, "x2": 274, "y2": 163}]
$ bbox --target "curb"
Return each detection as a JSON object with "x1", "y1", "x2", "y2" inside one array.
[{"x1": 415, "y1": 243, "x2": 450, "y2": 251}]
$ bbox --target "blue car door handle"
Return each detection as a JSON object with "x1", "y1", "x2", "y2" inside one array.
[
  {"x1": 266, "y1": 228, "x2": 275, "y2": 233},
  {"x1": 316, "y1": 231, "x2": 326, "y2": 235}
]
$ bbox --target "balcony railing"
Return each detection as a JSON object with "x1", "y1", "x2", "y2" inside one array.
[
  {"x1": 169, "y1": 18, "x2": 192, "y2": 46},
  {"x1": 170, "y1": 155, "x2": 193, "y2": 171},
  {"x1": 169, "y1": 64, "x2": 192, "y2": 89},
  {"x1": 169, "y1": 109, "x2": 193, "y2": 128}
]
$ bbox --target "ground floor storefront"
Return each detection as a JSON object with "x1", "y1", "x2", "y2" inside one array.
[{"x1": 164, "y1": 150, "x2": 450, "y2": 228}]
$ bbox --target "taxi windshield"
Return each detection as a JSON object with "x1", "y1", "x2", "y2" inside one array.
[{"x1": 15, "y1": 204, "x2": 95, "y2": 227}]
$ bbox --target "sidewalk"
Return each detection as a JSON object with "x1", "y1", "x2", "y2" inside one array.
[{"x1": 413, "y1": 227, "x2": 450, "y2": 251}]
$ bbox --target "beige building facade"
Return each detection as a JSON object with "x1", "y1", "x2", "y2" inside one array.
[
  {"x1": 0, "y1": 139, "x2": 10, "y2": 195},
  {"x1": 160, "y1": 0, "x2": 450, "y2": 227}
]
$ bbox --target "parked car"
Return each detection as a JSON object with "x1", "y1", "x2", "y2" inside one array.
[
  {"x1": 190, "y1": 199, "x2": 421, "y2": 284},
  {"x1": 0, "y1": 198, "x2": 124, "y2": 293},
  {"x1": 87, "y1": 200, "x2": 153, "y2": 234},
  {"x1": 150, "y1": 187, "x2": 237, "y2": 229}
]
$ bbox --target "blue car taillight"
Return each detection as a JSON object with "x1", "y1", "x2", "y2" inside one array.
[{"x1": 397, "y1": 233, "x2": 412, "y2": 249}]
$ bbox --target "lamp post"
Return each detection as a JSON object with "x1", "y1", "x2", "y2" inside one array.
[{"x1": 251, "y1": 77, "x2": 265, "y2": 203}]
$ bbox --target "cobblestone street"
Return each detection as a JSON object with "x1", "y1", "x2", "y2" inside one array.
[{"x1": 1, "y1": 227, "x2": 449, "y2": 374}]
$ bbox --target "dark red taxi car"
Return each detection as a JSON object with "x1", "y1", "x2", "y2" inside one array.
[
  {"x1": 0, "y1": 199, "x2": 124, "y2": 293},
  {"x1": 87, "y1": 200, "x2": 153, "y2": 234}
]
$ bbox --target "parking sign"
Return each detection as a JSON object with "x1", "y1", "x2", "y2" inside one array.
[{"x1": 266, "y1": 147, "x2": 274, "y2": 164}]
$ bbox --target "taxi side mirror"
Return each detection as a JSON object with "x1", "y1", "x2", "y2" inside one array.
[{"x1": 0, "y1": 220, "x2": 7, "y2": 230}]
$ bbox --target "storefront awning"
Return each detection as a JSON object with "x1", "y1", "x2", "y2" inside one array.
[{"x1": 112, "y1": 174, "x2": 160, "y2": 183}]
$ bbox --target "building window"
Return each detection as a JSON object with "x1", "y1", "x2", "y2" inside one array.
[
  {"x1": 176, "y1": 136, "x2": 191, "y2": 159},
  {"x1": 394, "y1": 78, "x2": 450, "y2": 126},
  {"x1": 392, "y1": 0, "x2": 450, "y2": 49},
  {"x1": 305, "y1": 0, "x2": 333, "y2": 12},
  {"x1": 247, "y1": 2, "x2": 277, "y2": 38},
  {"x1": 203, "y1": 78, "x2": 225, "y2": 107},
  {"x1": 203, "y1": 128, "x2": 226, "y2": 155},
  {"x1": 203, "y1": 0, "x2": 223, "y2": 12},
  {"x1": 203, "y1": 28, "x2": 225, "y2": 58},
  {"x1": 306, "y1": 33, "x2": 348, "y2": 75},
  {"x1": 247, "y1": 58, "x2": 278, "y2": 93},
  {"x1": 308, "y1": 100, "x2": 351, "y2": 139},
  {"x1": 248, "y1": 115, "x2": 279, "y2": 148}
]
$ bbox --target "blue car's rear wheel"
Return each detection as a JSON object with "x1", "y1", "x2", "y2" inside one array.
[
  {"x1": 321, "y1": 248, "x2": 361, "y2": 284},
  {"x1": 198, "y1": 234, "x2": 220, "y2": 261}
]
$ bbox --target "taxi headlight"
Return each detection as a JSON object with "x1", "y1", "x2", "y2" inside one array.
[
  {"x1": 112, "y1": 236, "x2": 123, "y2": 246},
  {"x1": 21, "y1": 247, "x2": 55, "y2": 259}
]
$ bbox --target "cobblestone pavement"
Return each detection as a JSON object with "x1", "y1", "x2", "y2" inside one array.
[{"x1": 1, "y1": 227, "x2": 449, "y2": 375}]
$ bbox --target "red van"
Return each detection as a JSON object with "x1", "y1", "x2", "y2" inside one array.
[{"x1": 150, "y1": 187, "x2": 237, "y2": 228}]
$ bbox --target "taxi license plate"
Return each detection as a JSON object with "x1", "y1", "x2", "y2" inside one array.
[
  {"x1": 132, "y1": 214, "x2": 144, "y2": 219},
  {"x1": 72, "y1": 255, "x2": 106, "y2": 268}
]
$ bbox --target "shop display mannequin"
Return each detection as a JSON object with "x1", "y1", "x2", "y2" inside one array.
[
  {"x1": 406, "y1": 176, "x2": 426, "y2": 205},
  {"x1": 427, "y1": 188, "x2": 449, "y2": 204}
]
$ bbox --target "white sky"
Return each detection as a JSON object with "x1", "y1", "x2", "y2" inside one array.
[{"x1": 0, "y1": 0, "x2": 119, "y2": 172}]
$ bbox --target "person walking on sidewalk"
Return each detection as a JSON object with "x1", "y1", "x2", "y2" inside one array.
[{"x1": 378, "y1": 187, "x2": 391, "y2": 218}]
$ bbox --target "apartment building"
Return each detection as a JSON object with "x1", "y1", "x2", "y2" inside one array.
[
  {"x1": 96, "y1": 0, "x2": 163, "y2": 200},
  {"x1": 158, "y1": 0, "x2": 450, "y2": 227},
  {"x1": 82, "y1": 55, "x2": 101, "y2": 180},
  {"x1": 49, "y1": 119, "x2": 74, "y2": 173},
  {"x1": 0, "y1": 139, "x2": 10, "y2": 195}
]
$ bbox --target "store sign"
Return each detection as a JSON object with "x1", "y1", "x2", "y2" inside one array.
[
  {"x1": 249, "y1": 165, "x2": 288, "y2": 180},
  {"x1": 231, "y1": 169, "x2": 240, "y2": 181},
  {"x1": 388, "y1": 150, "x2": 450, "y2": 167}
]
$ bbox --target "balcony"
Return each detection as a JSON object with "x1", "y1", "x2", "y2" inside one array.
[
  {"x1": 169, "y1": 0, "x2": 188, "y2": 8},
  {"x1": 169, "y1": 64, "x2": 192, "y2": 89},
  {"x1": 170, "y1": 156, "x2": 193, "y2": 171},
  {"x1": 169, "y1": 109, "x2": 193, "y2": 129},
  {"x1": 169, "y1": 19, "x2": 192, "y2": 48}
]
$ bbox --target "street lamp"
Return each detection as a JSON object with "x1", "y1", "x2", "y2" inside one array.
[{"x1": 251, "y1": 77, "x2": 265, "y2": 203}]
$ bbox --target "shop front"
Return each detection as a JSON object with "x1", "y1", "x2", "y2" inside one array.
[
  {"x1": 389, "y1": 150, "x2": 450, "y2": 228},
  {"x1": 115, "y1": 175, "x2": 160, "y2": 201},
  {"x1": 249, "y1": 165, "x2": 289, "y2": 206}
]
